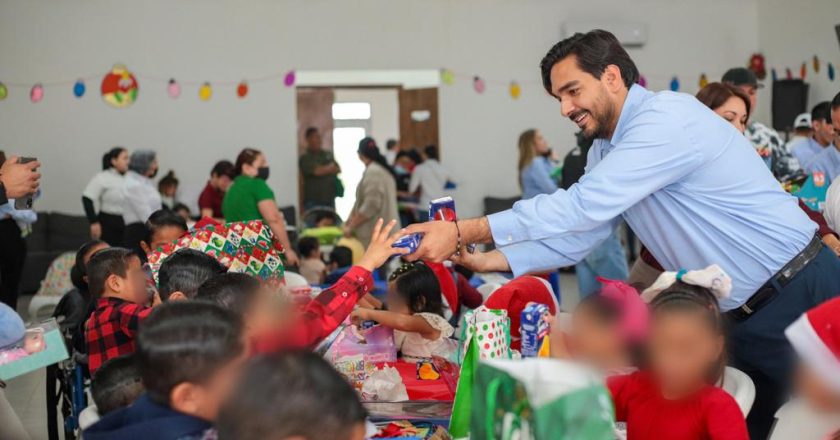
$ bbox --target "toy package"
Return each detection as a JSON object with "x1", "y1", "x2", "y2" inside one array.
[
  {"x1": 325, "y1": 324, "x2": 397, "y2": 391},
  {"x1": 520, "y1": 302, "x2": 552, "y2": 358},
  {"x1": 0, "y1": 319, "x2": 68, "y2": 381}
]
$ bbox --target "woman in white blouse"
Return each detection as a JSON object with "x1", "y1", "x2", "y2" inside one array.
[
  {"x1": 122, "y1": 150, "x2": 161, "y2": 259},
  {"x1": 82, "y1": 147, "x2": 129, "y2": 245}
]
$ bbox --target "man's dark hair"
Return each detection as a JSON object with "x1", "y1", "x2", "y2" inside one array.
[
  {"x1": 297, "y1": 236, "x2": 321, "y2": 258},
  {"x1": 86, "y1": 247, "x2": 140, "y2": 297},
  {"x1": 386, "y1": 139, "x2": 398, "y2": 150},
  {"x1": 137, "y1": 301, "x2": 243, "y2": 405},
  {"x1": 144, "y1": 209, "x2": 188, "y2": 245},
  {"x1": 91, "y1": 353, "x2": 144, "y2": 415},
  {"x1": 211, "y1": 160, "x2": 235, "y2": 179},
  {"x1": 158, "y1": 249, "x2": 227, "y2": 300},
  {"x1": 329, "y1": 246, "x2": 353, "y2": 269},
  {"x1": 832, "y1": 91, "x2": 840, "y2": 110},
  {"x1": 196, "y1": 273, "x2": 261, "y2": 316},
  {"x1": 813, "y1": 101, "x2": 833, "y2": 122},
  {"x1": 217, "y1": 351, "x2": 367, "y2": 440},
  {"x1": 423, "y1": 145, "x2": 439, "y2": 160},
  {"x1": 540, "y1": 29, "x2": 639, "y2": 95},
  {"x1": 304, "y1": 127, "x2": 318, "y2": 139}
]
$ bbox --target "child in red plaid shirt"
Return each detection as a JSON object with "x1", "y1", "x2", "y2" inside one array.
[{"x1": 85, "y1": 248, "x2": 156, "y2": 375}]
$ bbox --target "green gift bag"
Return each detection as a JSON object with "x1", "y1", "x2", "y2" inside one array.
[
  {"x1": 450, "y1": 307, "x2": 512, "y2": 439},
  {"x1": 471, "y1": 358, "x2": 615, "y2": 440}
]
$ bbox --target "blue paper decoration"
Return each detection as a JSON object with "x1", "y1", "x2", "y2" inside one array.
[
  {"x1": 669, "y1": 76, "x2": 679, "y2": 91},
  {"x1": 73, "y1": 79, "x2": 86, "y2": 98},
  {"x1": 829, "y1": 63, "x2": 835, "y2": 81},
  {"x1": 771, "y1": 68, "x2": 778, "y2": 82}
]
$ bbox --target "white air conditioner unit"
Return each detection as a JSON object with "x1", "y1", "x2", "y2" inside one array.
[{"x1": 561, "y1": 21, "x2": 648, "y2": 48}]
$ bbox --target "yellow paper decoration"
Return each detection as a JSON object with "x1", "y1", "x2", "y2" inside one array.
[
  {"x1": 699, "y1": 73, "x2": 708, "y2": 89},
  {"x1": 199, "y1": 82, "x2": 212, "y2": 101},
  {"x1": 813, "y1": 56, "x2": 820, "y2": 73},
  {"x1": 440, "y1": 69, "x2": 454, "y2": 86},
  {"x1": 509, "y1": 81, "x2": 521, "y2": 99}
]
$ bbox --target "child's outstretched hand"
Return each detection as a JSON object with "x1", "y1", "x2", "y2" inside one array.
[{"x1": 357, "y1": 219, "x2": 408, "y2": 272}]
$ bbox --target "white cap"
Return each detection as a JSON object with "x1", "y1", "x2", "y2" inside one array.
[{"x1": 793, "y1": 113, "x2": 812, "y2": 129}]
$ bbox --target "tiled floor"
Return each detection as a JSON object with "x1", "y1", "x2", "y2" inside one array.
[{"x1": 3, "y1": 274, "x2": 582, "y2": 440}]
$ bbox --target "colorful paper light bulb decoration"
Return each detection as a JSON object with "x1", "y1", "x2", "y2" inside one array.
[
  {"x1": 237, "y1": 81, "x2": 248, "y2": 98},
  {"x1": 199, "y1": 82, "x2": 212, "y2": 101},
  {"x1": 509, "y1": 81, "x2": 521, "y2": 99},
  {"x1": 785, "y1": 68, "x2": 793, "y2": 80},
  {"x1": 637, "y1": 75, "x2": 647, "y2": 88},
  {"x1": 30, "y1": 84, "x2": 44, "y2": 103},
  {"x1": 167, "y1": 79, "x2": 181, "y2": 99},
  {"x1": 813, "y1": 56, "x2": 820, "y2": 73},
  {"x1": 473, "y1": 76, "x2": 485, "y2": 94},
  {"x1": 771, "y1": 68, "x2": 778, "y2": 82},
  {"x1": 800, "y1": 63, "x2": 807, "y2": 80},
  {"x1": 440, "y1": 69, "x2": 455, "y2": 86},
  {"x1": 101, "y1": 64, "x2": 139, "y2": 108},
  {"x1": 0, "y1": 82, "x2": 7, "y2": 100},
  {"x1": 283, "y1": 70, "x2": 296, "y2": 87},
  {"x1": 829, "y1": 63, "x2": 836, "y2": 81},
  {"x1": 669, "y1": 76, "x2": 679, "y2": 92},
  {"x1": 749, "y1": 53, "x2": 767, "y2": 80},
  {"x1": 698, "y1": 73, "x2": 708, "y2": 89},
  {"x1": 73, "y1": 79, "x2": 86, "y2": 98}
]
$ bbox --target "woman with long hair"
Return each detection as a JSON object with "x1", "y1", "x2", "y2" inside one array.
[
  {"x1": 82, "y1": 147, "x2": 129, "y2": 245},
  {"x1": 343, "y1": 137, "x2": 399, "y2": 247},
  {"x1": 517, "y1": 129, "x2": 558, "y2": 200}
]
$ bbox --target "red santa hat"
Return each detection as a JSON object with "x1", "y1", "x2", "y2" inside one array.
[
  {"x1": 484, "y1": 276, "x2": 559, "y2": 350},
  {"x1": 785, "y1": 297, "x2": 840, "y2": 393},
  {"x1": 425, "y1": 261, "x2": 459, "y2": 319}
]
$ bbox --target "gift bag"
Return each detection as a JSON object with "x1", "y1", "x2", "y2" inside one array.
[
  {"x1": 471, "y1": 358, "x2": 614, "y2": 440},
  {"x1": 450, "y1": 307, "x2": 512, "y2": 438},
  {"x1": 325, "y1": 325, "x2": 397, "y2": 391}
]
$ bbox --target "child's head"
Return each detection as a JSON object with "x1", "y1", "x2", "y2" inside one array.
[
  {"x1": 314, "y1": 213, "x2": 336, "y2": 228},
  {"x1": 140, "y1": 209, "x2": 188, "y2": 255},
  {"x1": 172, "y1": 203, "x2": 192, "y2": 223},
  {"x1": 217, "y1": 351, "x2": 367, "y2": 440},
  {"x1": 786, "y1": 297, "x2": 840, "y2": 413},
  {"x1": 71, "y1": 240, "x2": 109, "y2": 291},
  {"x1": 387, "y1": 262, "x2": 443, "y2": 316},
  {"x1": 297, "y1": 237, "x2": 321, "y2": 260},
  {"x1": 329, "y1": 246, "x2": 353, "y2": 270},
  {"x1": 647, "y1": 281, "x2": 725, "y2": 393},
  {"x1": 91, "y1": 353, "x2": 144, "y2": 416},
  {"x1": 158, "y1": 249, "x2": 227, "y2": 302},
  {"x1": 137, "y1": 301, "x2": 248, "y2": 422},
  {"x1": 196, "y1": 273, "x2": 280, "y2": 338},
  {"x1": 87, "y1": 248, "x2": 148, "y2": 304},
  {"x1": 158, "y1": 170, "x2": 179, "y2": 197}
]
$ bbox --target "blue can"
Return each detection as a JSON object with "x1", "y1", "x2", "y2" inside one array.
[{"x1": 392, "y1": 233, "x2": 422, "y2": 254}]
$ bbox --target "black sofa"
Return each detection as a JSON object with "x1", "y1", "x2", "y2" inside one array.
[{"x1": 20, "y1": 212, "x2": 89, "y2": 294}]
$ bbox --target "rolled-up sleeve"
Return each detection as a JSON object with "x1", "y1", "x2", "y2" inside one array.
[{"x1": 489, "y1": 105, "x2": 702, "y2": 248}]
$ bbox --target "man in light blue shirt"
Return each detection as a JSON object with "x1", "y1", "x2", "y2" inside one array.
[{"x1": 404, "y1": 30, "x2": 840, "y2": 437}]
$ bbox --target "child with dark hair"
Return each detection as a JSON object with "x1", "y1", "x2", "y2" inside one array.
[
  {"x1": 350, "y1": 261, "x2": 457, "y2": 361},
  {"x1": 324, "y1": 245, "x2": 353, "y2": 285},
  {"x1": 53, "y1": 240, "x2": 109, "y2": 353},
  {"x1": 158, "y1": 170, "x2": 179, "y2": 210},
  {"x1": 85, "y1": 247, "x2": 154, "y2": 374},
  {"x1": 91, "y1": 353, "x2": 144, "y2": 416},
  {"x1": 139, "y1": 209, "x2": 188, "y2": 257},
  {"x1": 84, "y1": 301, "x2": 249, "y2": 440},
  {"x1": 157, "y1": 248, "x2": 227, "y2": 302},
  {"x1": 217, "y1": 352, "x2": 367, "y2": 440},
  {"x1": 297, "y1": 236, "x2": 325, "y2": 285},
  {"x1": 196, "y1": 272, "x2": 279, "y2": 339},
  {"x1": 608, "y1": 266, "x2": 748, "y2": 440}
]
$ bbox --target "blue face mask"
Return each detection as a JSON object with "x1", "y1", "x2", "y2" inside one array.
[{"x1": 394, "y1": 165, "x2": 408, "y2": 175}]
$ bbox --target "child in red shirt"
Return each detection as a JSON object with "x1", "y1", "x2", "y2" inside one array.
[
  {"x1": 609, "y1": 266, "x2": 748, "y2": 440},
  {"x1": 85, "y1": 248, "x2": 155, "y2": 374}
]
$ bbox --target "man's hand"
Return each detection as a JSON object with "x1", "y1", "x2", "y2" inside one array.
[
  {"x1": 284, "y1": 248, "x2": 300, "y2": 267},
  {"x1": 0, "y1": 156, "x2": 41, "y2": 198},
  {"x1": 450, "y1": 249, "x2": 511, "y2": 273},
  {"x1": 358, "y1": 219, "x2": 408, "y2": 272},
  {"x1": 822, "y1": 234, "x2": 840, "y2": 256},
  {"x1": 401, "y1": 221, "x2": 458, "y2": 263}
]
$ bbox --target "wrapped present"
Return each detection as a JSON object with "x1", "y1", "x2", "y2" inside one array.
[{"x1": 147, "y1": 220, "x2": 285, "y2": 287}]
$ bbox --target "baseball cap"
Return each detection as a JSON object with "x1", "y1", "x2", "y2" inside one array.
[
  {"x1": 722, "y1": 67, "x2": 764, "y2": 89},
  {"x1": 793, "y1": 113, "x2": 812, "y2": 129}
]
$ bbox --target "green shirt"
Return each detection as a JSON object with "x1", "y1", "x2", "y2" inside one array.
[
  {"x1": 299, "y1": 150, "x2": 337, "y2": 206},
  {"x1": 222, "y1": 175, "x2": 275, "y2": 222}
]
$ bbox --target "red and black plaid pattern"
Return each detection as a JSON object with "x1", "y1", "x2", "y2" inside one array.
[
  {"x1": 254, "y1": 265, "x2": 373, "y2": 354},
  {"x1": 85, "y1": 297, "x2": 153, "y2": 375}
]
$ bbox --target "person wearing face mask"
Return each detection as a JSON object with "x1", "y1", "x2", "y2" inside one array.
[
  {"x1": 122, "y1": 150, "x2": 162, "y2": 260},
  {"x1": 83, "y1": 147, "x2": 129, "y2": 245},
  {"x1": 222, "y1": 147, "x2": 298, "y2": 266}
]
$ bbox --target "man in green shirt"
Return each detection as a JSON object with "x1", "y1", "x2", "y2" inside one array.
[{"x1": 299, "y1": 127, "x2": 341, "y2": 210}]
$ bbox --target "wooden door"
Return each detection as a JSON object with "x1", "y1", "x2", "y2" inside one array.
[
  {"x1": 398, "y1": 87, "x2": 440, "y2": 154},
  {"x1": 295, "y1": 88, "x2": 335, "y2": 213}
]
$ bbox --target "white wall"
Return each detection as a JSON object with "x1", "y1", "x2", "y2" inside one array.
[
  {"x1": 756, "y1": 0, "x2": 840, "y2": 125},
  {"x1": 0, "y1": 0, "x2": 761, "y2": 218}
]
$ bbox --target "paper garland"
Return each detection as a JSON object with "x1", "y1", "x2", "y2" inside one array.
[
  {"x1": 509, "y1": 81, "x2": 521, "y2": 99},
  {"x1": 785, "y1": 68, "x2": 793, "y2": 80},
  {"x1": 237, "y1": 81, "x2": 248, "y2": 98},
  {"x1": 167, "y1": 79, "x2": 180, "y2": 99},
  {"x1": 0, "y1": 82, "x2": 7, "y2": 100},
  {"x1": 771, "y1": 68, "x2": 778, "y2": 82},
  {"x1": 199, "y1": 82, "x2": 212, "y2": 101},
  {"x1": 283, "y1": 70, "x2": 295, "y2": 87},
  {"x1": 829, "y1": 63, "x2": 835, "y2": 81},
  {"x1": 813, "y1": 56, "x2": 820, "y2": 73},
  {"x1": 473, "y1": 76, "x2": 485, "y2": 94},
  {"x1": 101, "y1": 64, "x2": 138, "y2": 108},
  {"x1": 669, "y1": 76, "x2": 679, "y2": 91},
  {"x1": 637, "y1": 75, "x2": 647, "y2": 88},
  {"x1": 440, "y1": 69, "x2": 454, "y2": 86},
  {"x1": 73, "y1": 79, "x2": 85, "y2": 98},
  {"x1": 30, "y1": 84, "x2": 43, "y2": 103},
  {"x1": 698, "y1": 73, "x2": 708, "y2": 88},
  {"x1": 800, "y1": 62, "x2": 807, "y2": 80}
]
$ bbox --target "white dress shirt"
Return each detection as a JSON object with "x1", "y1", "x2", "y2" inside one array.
[
  {"x1": 82, "y1": 168, "x2": 126, "y2": 215},
  {"x1": 122, "y1": 171, "x2": 161, "y2": 225}
]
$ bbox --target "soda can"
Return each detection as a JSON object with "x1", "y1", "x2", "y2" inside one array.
[
  {"x1": 392, "y1": 233, "x2": 422, "y2": 254},
  {"x1": 429, "y1": 196, "x2": 458, "y2": 222},
  {"x1": 360, "y1": 320, "x2": 378, "y2": 330},
  {"x1": 520, "y1": 302, "x2": 551, "y2": 358}
]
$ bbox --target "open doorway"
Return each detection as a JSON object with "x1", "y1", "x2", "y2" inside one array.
[{"x1": 295, "y1": 74, "x2": 440, "y2": 223}]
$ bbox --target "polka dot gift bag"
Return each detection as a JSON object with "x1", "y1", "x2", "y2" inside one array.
[{"x1": 450, "y1": 306, "x2": 512, "y2": 439}]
